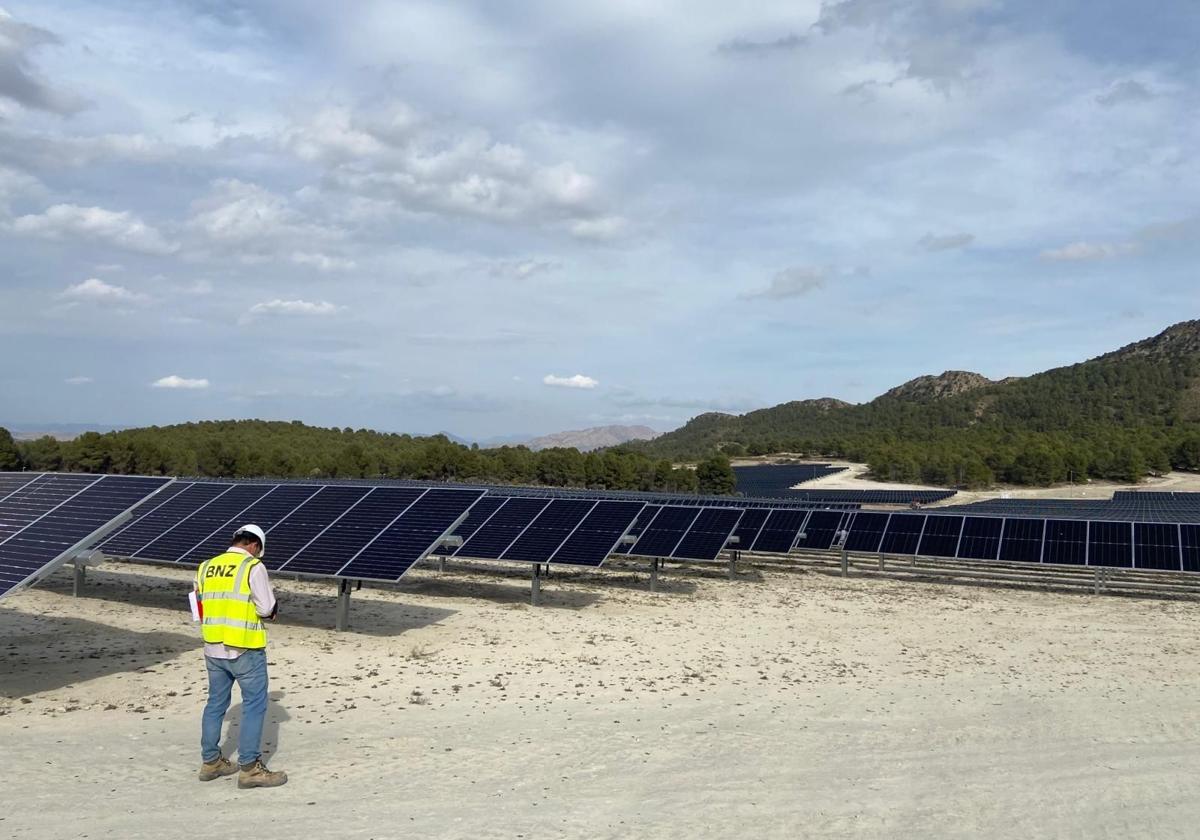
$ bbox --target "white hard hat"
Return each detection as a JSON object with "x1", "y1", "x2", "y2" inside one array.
[{"x1": 233, "y1": 523, "x2": 267, "y2": 557}]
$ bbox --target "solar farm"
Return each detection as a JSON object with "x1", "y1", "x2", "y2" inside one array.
[{"x1": 6, "y1": 470, "x2": 1200, "y2": 836}]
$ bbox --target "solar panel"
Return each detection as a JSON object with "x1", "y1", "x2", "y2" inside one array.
[
  {"x1": 956, "y1": 516, "x2": 1003, "y2": 561},
  {"x1": 729, "y1": 508, "x2": 769, "y2": 552},
  {"x1": 457, "y1": 497, "x2": 552, "y2": 559},
  {"x1": 258, "y1": 486, "x2": 373, "y2": 570},
  {"x1": 626, "y1": 506, "x2": 701, "y2": 558},
  {"x1": 792, "y1": 510, "x2": 845, "y2": 551},
  {"x1": 1180, "y1": 524, "x2": 1200, "y2": 573},
  {"x1": 1087, "y1": 521, "x2": 1132, "y2": 568},
  {"x1": 500, "y1": 499, "x2": 599, "y2": 563},
  {"x1": 880, "y1": 513, "x2": 925, "y2": 555},
  {"x1": 917, "y1": 515, "x2": 964, "y2": 558},
  {"x1": 279, "y1": 487, "x2": 426, "y2": 576},
  {"x1": 136, "y1": 483, "x2": 274, "y2": 563},
  {"x1": 0, "y1": 473, "x2": 101, "y2": 542},
  {"x1": 0, "y1": 474, "x2": 172, "y2": 599},
  {"x1": 1133, "y1": 522, "x2": 1180, "y2": 571},
  {"x1": 336, "y1": 488, "x2": 485, "y2": 581},
  {"x1": 182, "y1": 484, "x2": 324, "y2": 564},
  {"x1": 434, "y1": 494, "x2": 507, "y2": 556},
  {"x1": 671, "y1": 508, "x2": 744, "y2": 561},
  {"x1": 998, "y1": 517, "x2": 1045, "y2": 563},
  {"x1": 98, "y1": 481, "x2": 485, "y2": 583},
  {"x1": 750, "y1": 508, "x2": 809, "y2": 553},
  {"x1": 843, "y1": 512, "x2": 889, "y2": 553},
  {"x1": 547, "y1": 500, "x2": 646, "y2": 566},
  {"x1": 612, "y1": 504, "x2": 661, "y2": 556},
  {"x1": 1042, "y1": 519, "x2": 1087, "y2": 565},
  {"x1": 0, "y1": 472, "x2": 41, "y2": 502}
]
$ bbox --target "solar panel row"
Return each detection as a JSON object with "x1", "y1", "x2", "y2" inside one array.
[
  {"x1": 830, "y1": 511, "x2": 1200, "y2": 572},
  {"x1": 0, "y1": 473, "x2": 172, "y2": 599},
  {"x1": 96, "y1": 482, "x2": 485, "y2": 582},
  {"x1": 732, "y1": 464, "x2": 847, "y2": 497}
]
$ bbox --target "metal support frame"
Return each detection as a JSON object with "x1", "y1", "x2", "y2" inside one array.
[
  {"x1": 878, "y1": 553, "x2": 885, "y2": 572},
  {"x1": 841, "y1": 550, "x2": 849, "y2": 577},
  {"x1": 650, "y1": 557, "x2": 660, "y2": 593},
  {"x1": 727, "y1": 553, "x2": 737, "y2": 580},
  {"x1": 72, "y1": 562, "x2": 86, "y2": 597},
  {"x1": 335, "y1": 579, "x2": 353, "y2": 631},
  {"x1": 437, "y1": 556, "x2": 447, "y2": 573},
  {"x1": 531, "y1": 563, "x2": 542, "y2": 607}
]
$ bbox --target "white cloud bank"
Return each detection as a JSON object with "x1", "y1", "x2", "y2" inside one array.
[
  {"x1": 248, "y1": 299, "x2": 342, "y2": 317},
  {"x1": 10, "y1": 204, "x2": 177, "y2": 255},
  {"x1": 59, "y1": 277, "x2": 148, "y2": 305},
  {"x1": 543, "y1": 373, "x2": 599, "y2": 390},
  {"x1": 1040, "y1": 241, "x2": 1137, "y2": 261},
  {"x1": 151, "y1": 375, "x2": 209, "y2": 389}
]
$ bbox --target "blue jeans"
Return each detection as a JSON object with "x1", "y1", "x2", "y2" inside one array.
[{"x1": 201, "y1": 649, "x2": 268, "y2": 766}]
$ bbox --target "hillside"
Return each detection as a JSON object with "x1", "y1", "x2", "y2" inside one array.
[
  {"x1": 634, "y1": 320, "x2": 1200, "y2": 487},
  {"x1": 525, "y1": 425, "x2": 658, "y2": 452}
]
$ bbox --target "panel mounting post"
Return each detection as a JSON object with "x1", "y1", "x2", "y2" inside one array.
[
  {"x1": 1093, "y1": 567, "x2": 1100, "y2": 595},
  {"x1": 650, "y1": 557, "x2": 660, "y2": 593},
  {"x1": 531, "y1": 563, "x2": 541, "y2": 607},
  {"x1": 335, "y1": 579, "x2": 352, "y2": 631},
  {"x1": 727, "y1": 554, "x2": 737, "y2": 580},
  {"x1": 73, "y1": 562, "x2": 86, "y2": 598},
  {"x1": 878, "y1": 553, "x2": 885, "y2": 572},
  {"x1": 437, "y1": 556, "x2": 447, "y2": 573},
  {"x1": 841, "y1": 550, "x2": 849, "y2": 577}
]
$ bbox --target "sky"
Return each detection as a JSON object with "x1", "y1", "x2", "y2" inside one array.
[{"x1": 0, "y1": 0, "x2": 1197, "y2": 440}]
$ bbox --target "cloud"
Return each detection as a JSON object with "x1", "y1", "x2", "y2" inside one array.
[
  {"x1": 151, "y1": 375, "x2": 209, "y2": 389},
  {"x1": 64, "y1": 376, "x2": 93, "y2": 385},
  {"x1": 290, "y1": 251, "x2": 357, "y2": 272},
  {"x1": 487, "y1": 259, "x2": 561, "y2": 280},
  {"x1": 0, "y1": 9, "x2": 86, "y2": 114},
  {"x1": 718, "y1": 33, "x2": 804, "y2": 56},
  {"x1": 568, "y1": 215, "x2": 628, "y2": 242},
  {"x1": 188, "y1": 179, "x2": 342, "y2": 256},
  {"x1": 1096, "y1": 79, "x2": 1154, "y2": 107},
  {"x1": 246, "y1": 299, "x2": 342, "y2": 318},
  {"x1": 918, "y1": 232, "x2": 974, "y2": 251},
  {"x1": 286, "y1": 103, "x2": 622, "y2": 238},
  {"x1": 58, "y1": 277, "x2": 150, "y2": 305},
  {"x1": 741, "y1": 266, "x2": 829, "y2": 300},
  {"x1": 9, "y1": 204, "x2": 178, "y2": 255},
  {"x1": 543, "y1": 373, "x2": 599, "y2": 390},
  {"x1": 1039, "y1": 241, "x2": 1138, "y2": 261}
]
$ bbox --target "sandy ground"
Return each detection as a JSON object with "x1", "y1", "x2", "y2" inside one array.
[{"x1": 2, "y1": 559, "x2": 1199, "y2": 839}]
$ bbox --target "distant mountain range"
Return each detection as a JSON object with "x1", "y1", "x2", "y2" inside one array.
[
  {"x1": 441, "y1": 424, "x2": 659, "y2": 451},
  {"x1": 6, "y1": 423, "x2": 126, "y2": 441},
  {"x1": 523, "y1": 425, "x2": 659, "y2": 451}
]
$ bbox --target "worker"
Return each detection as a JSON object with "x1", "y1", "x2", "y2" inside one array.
[{"x1": 194, "y1": 524, "x2": 288, "y2": 789}]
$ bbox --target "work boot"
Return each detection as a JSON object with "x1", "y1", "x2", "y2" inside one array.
[
  {"x1": 198, "y1": 755, "x2": 238, "y2": 781},
  {"x1": 237, "y1": 759, "x2": 288, "y2": 789}
]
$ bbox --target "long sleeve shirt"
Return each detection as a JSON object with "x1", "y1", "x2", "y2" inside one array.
[{"x1": 196, "y1": 546, "x2": 277, "y2": 660}]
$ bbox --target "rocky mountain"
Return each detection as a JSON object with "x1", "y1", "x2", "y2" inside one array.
[
  {"x1": 880, "y1": 370, "x2": 996, "y2": 402},
  {"x1": 525, "y1": 425, "x2": 659, "y2": 452}
]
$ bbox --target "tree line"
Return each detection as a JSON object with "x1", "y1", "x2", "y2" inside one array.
[{"x1": 0, "y1": 421, "x2": 738, "y2": 495}]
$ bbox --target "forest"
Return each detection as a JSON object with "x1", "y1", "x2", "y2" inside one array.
[{"x1": 0, "y1": 420, "x2": 738, "y2": 495}]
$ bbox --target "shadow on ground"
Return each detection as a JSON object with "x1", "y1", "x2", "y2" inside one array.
[
  {"x1": 34, "y1": 564, "x2": 459, "y2": 637},
  {"x1": 218, "y1": 690, "x2": 292, "y2": 765},
  {"x1": 0, "y1": 612, "x2": 197, "y2": 698}
]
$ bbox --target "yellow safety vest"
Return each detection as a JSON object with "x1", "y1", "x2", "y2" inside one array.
[{"x1": 195, "y1": 551, "x2": 268, "y2": 649}]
